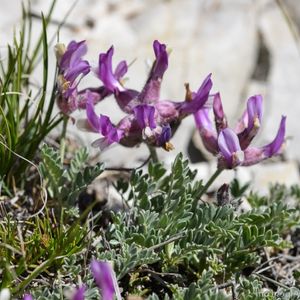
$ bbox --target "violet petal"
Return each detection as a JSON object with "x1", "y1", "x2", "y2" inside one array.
[
  {"x1": 156, "y1": 124, "x2": 172, "y2": 146},
  {"x1": 91, "y1": 260, "x2": 115, "y2": 300},
  {"x1": 218, "y1": 128, "x2": 243, "y2": 168},
  {"x1": 194, "y1": 108, "x2": 218, "y2": 154},
  {"x1": 114, "y1": 60, "x2": 128, "y2": 80},
  {"x1": 72, "y1": 286, "x2": 85, "y2": 300},
  {"x1": 60, "y1": 40, "x2": 87, "y2": 70},
  {"x1": 237, "y1": 95, "x2": 263, "y2": 149},
  {"x1": 178, "y1": 74, "x2": 213, "y2": 115},
  {"x1": 213, "y1": 92, "x2": 227, "y2": 132},
  {"x1": 99, "y1": 115, "x2": 124, "y2": 144},
  {"x1": 86, "y1": 93, "x2": 101, "y2": 132},
  {"x1": 247, "y1": 95, "x2": 263, "y2": 132},
  {"x1": 155, "y1": 101, "x2": 179, "y2": 122},
  {"x1": 98, "y1": 46, "x2": 125, "y2": 93},
  {"x1": 133, "y1": 104, "x2": 156, "y2": 129},
  {"x1": 151, "y1": 40, "x2": 168, "y2": 79},
  {"x1": 263, "y1": 116, "x2": 286, "y2": 157},
  {"x1": 116, "y1": 89, "x2": 140, "y2": 113}
]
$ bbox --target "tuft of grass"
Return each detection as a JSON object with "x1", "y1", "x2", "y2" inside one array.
[
  {"x1": 0, "y1": 204, "x2": 96, "y2": 296},
  {"x1": 0, "y1": 0, "x2": 63, "y2": 187}
]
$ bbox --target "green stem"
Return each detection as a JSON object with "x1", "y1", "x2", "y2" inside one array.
[
  {"x1": 199, "y1": 168, "x2": 223, "y2": 198},
  {"x1": 60, "y1": 116, "x2": 68, "y2": 164},
  {"x1": 148, "y1": 145, "x2": 159, "y2": 163}
]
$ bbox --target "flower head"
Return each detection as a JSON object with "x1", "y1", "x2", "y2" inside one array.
[
  {"x1": 56, "y1": 40, "x2": 91, "y2": 114},
  {"x1": 57, "y1": 40, "x2": 90, "y2": 97},
  {"x1": 195, "y1": 94, "x2": 286, "y2": 169},
  {"x1": 86, "y1": 41, "x2": 212, "y2": 151}
]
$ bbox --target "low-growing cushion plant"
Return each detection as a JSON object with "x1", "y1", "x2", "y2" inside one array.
[{"x1": 2, "y1": 150, "x2": 300, "y2": 299}]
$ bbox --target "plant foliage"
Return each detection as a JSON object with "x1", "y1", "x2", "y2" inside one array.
[
  {"x1": 0, "y1": 1, "x2": 63, "y2": 186},
  {"x1": 2, "y1": 153, "x2": 300, "y2": 298},
  {"x1": 39, "y1": 144, "x2": 104, "y2": 205}
]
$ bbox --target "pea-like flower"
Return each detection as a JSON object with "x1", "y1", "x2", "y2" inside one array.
[
  {"x1": 55, "y1": 40, "x2": 92, "y2": 114},
  {"x1": 96, "y1": 45, "x2": 139, "y2": 113},
  {"x1": 85, "y1": 40, "x2": 212, "y2": 150},
  {"x1": 194, "y1": 93, "x2": 286, "y2": 169}
]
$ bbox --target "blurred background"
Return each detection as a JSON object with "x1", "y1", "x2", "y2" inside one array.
[{"x1": 1, "y1": 0, "x2": 300, "y2": 192}]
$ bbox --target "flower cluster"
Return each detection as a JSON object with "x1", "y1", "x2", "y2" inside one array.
[
  {"x1": 55, "y1": 40, "x2": 286, "y2": 168},
  {"x1": 23, "y1": 260, "x2": 119, "y2": 300},
  {"x1": 56, "y1": 40, "x2": 212, "y2": 151},
  {"x1": 194, "y1": 93, "x2": 286, "y2": 169}
]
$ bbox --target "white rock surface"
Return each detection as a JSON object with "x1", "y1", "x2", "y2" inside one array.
[
  {"x1": 191, "y1": 161, "x2": 252, "y2": 192},
  {"x1": 258, "y1": 0, "x2": 300, "y2": 161},
  {"x1": 249, "y1": 160, "x2": 300, "y2": 194},
  {"x1": 191, "y1": 160, "x2": 300, "y2": 196}
]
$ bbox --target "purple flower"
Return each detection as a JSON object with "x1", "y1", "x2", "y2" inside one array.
[
  {"x1": 236, "y1": 95, "x2": 263, "y2": 149},
  {"x1": 23, "y1": 294, "x2": 33, "y2": 300},
  {"x1": 218, "y1": 128, "x2": 245, "y2": 168},
  {"x1": 85, "y1": 98, "x2": 165, "y2": 149},
  {"x1": 156, "y1": 124, "x2": 174, "y2": 150},
  {"x1": 213, "y1": 92, "x2": 227, "y2": 132},
  {"x1": 151, "y1": 40, "x2": 168, "y2": 79},
  {"x1": 85, "y1": 96, "x2": 175, "y2": 150},
  {"x1": 72, "y1": 286, "x2": 85, "y2": 300},
  {"x1": 96, "y1": 40, "x2": 168, "y2": 109},
  {"x1": 133, "y1": 104, "x2": 156, "y2": 129},
  {"x1": 242, "y1": 116, "x2": 286, "y2": 167},
  {"x1": 194, "y1": 107, "x2": 218, "y2": 155},
  {"x1": 195, "y1": 93, "x2": 286, "y2": 169},
  {"x1": 96, "y1": 40, "x2": 169, "y2": 109},
  {"x1": 56, "y1": 41, "x2": 90, "y2": 97},
  {"x1": 136, "y1": 40, "x2": 168, "y2": 105},
  {"x1": 96, "y1": 46, "x2": 139, "y2": 112},
  {"x1": 91, "y1": 260, "x2": 116, "y2": 300},
  {"x1": 97, "y1": 46, "x2": 127, "y2": 93},
  {"x1": 58, "y1": 41, "x2": 90, "y2": 87},
  {"x1": 56, "y1": 40, "x2": 91, "y2": 114},
  {"x1": 88, "y1": 74, "x2": 212, "y2": 149},
  {"x1": 174, "y1": 73, "x2": 213, "y2": 116},
  {"x1": 83, "y1": 40, "x2": 212, "y2": 150}
]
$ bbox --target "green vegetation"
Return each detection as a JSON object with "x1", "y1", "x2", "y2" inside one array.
[
  {"x1": 0, "y1": 1, "x2": 299, "y2": 299},
  {"x1": 2, "y1": 149, "x2": 300, "y2": 299},
  {"x1": 0, "y1": 1, "x2": 63, "y2": 186}
]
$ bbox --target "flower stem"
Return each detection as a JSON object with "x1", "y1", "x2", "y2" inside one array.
[
  {"x1": 199, "y1": 168, "x2": 223, "y2": 198},
  {"x1": 148, "y1": 145, "x2": 159, "y2": 163}
]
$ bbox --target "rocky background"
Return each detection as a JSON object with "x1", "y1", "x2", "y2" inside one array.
[{"x1": 1, "y1": 0, "x2": 300, "y2": 193}]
